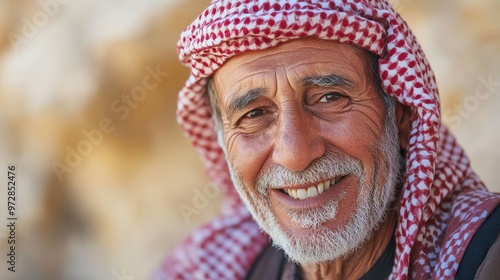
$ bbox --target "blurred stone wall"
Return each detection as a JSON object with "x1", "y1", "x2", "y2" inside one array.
[{"x1": 0, "y1": 1, "x2": 498, "y2": 279}]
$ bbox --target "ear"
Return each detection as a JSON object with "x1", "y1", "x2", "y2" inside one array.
[{"x1": 395, "y1": 103, "x2": 411, "y2": 152}]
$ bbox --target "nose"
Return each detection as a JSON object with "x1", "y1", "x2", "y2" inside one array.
[{"x1": 272, "y1": 107, "x2": 326, "y2": 172}]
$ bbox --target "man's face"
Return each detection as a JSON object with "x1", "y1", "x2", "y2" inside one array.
[{"x1": 212, "y1": 38, "x2": 404, "y2": 264}]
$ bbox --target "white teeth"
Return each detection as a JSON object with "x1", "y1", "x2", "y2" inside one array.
[
  {"x1": 297, "y1": 189, "x2": 308, "y2": 200},
  {"x1": 284, "y1": 179, "x2": 339, "y2": 200},
  {"x1": 307, "y1": 186, "x2": 319, "y2": 197},
  {"x1": 317, "y1": 182, "x2": 324, "y2": 194}
]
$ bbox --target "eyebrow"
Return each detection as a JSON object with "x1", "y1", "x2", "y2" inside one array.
[
  {"x1": 226, "y1": 88, "x2": 266, "y2": 118},
  {"x1": 303, "y1": 74, "x2": 352, "y2": 88}
]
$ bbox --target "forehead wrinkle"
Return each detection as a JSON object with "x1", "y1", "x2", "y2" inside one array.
[
  {"x1": 231, "y1": 46, "x2": 334, "y2": 74},
  {"x1": 289, "y1": 61, "x2": 360, "y2": 77},
  {"x1": 216, "y1": 68, "x2": 273, "y2": 100},
  {"x1": 228, "y1": 52, "x2": 282, "y2": 74},
  {"x1": 231, "y1": 69, "x2": 275, "y2": 86}
]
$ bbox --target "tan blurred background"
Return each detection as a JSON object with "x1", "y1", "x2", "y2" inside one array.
[{"x1": 0, "y1": 0, "x2": 498, "y2": 279}]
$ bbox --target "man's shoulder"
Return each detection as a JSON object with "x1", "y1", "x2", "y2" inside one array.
[
  {"x1": 427, "y1": 188, "x2": 500, "y2": 279},
  {"x1": 455, "y1": 204, "x2": 500, "y2": 279}
]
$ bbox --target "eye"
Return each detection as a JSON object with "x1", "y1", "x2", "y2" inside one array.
[
  {"x1": 319, "y1": 92, "x2": 342, "y2": 103},
  {"x1": 244, "y1": 108, "x2": 264, "y2": 118}
]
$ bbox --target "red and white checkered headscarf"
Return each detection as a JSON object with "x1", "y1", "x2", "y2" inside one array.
[{"x1": 156, "y1": 1, "x2": 500, "y2": 279}]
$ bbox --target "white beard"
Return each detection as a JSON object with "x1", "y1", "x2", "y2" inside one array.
[{"x1": 225, "y1": 105, "x2": 403, "y2": 265}]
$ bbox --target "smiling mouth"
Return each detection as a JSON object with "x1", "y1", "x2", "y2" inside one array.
[{"x1": 281, "y1": 176, "x2": 345, "y2": 200}]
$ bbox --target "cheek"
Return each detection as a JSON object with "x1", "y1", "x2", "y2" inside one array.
[
  {"x1": 319, "y1": 111, "x2": 384, "y2": 180},
  {"x1": 319, "y1": 117, "x2": 380, "y2": 157},
  {"x1": 226, "y1": 131, "x2": 274, "y2": 186}
]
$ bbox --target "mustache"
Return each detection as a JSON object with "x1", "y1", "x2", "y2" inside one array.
[{"x1": 255, "y1": 152, "x2": 364, "y2": 195}]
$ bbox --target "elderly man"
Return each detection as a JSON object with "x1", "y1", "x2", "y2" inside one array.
[{"x1": 157, "y1": 1, "x2": 500, "y2": 279}]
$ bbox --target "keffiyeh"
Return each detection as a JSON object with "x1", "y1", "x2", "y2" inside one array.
[{"x1": 157, "y1": 1, "x2": 500, "y2": 279}]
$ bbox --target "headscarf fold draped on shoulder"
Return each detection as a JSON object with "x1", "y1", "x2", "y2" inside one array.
[{"x1": 156, "y1": 1, "x2": 500, "y2": 279}]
